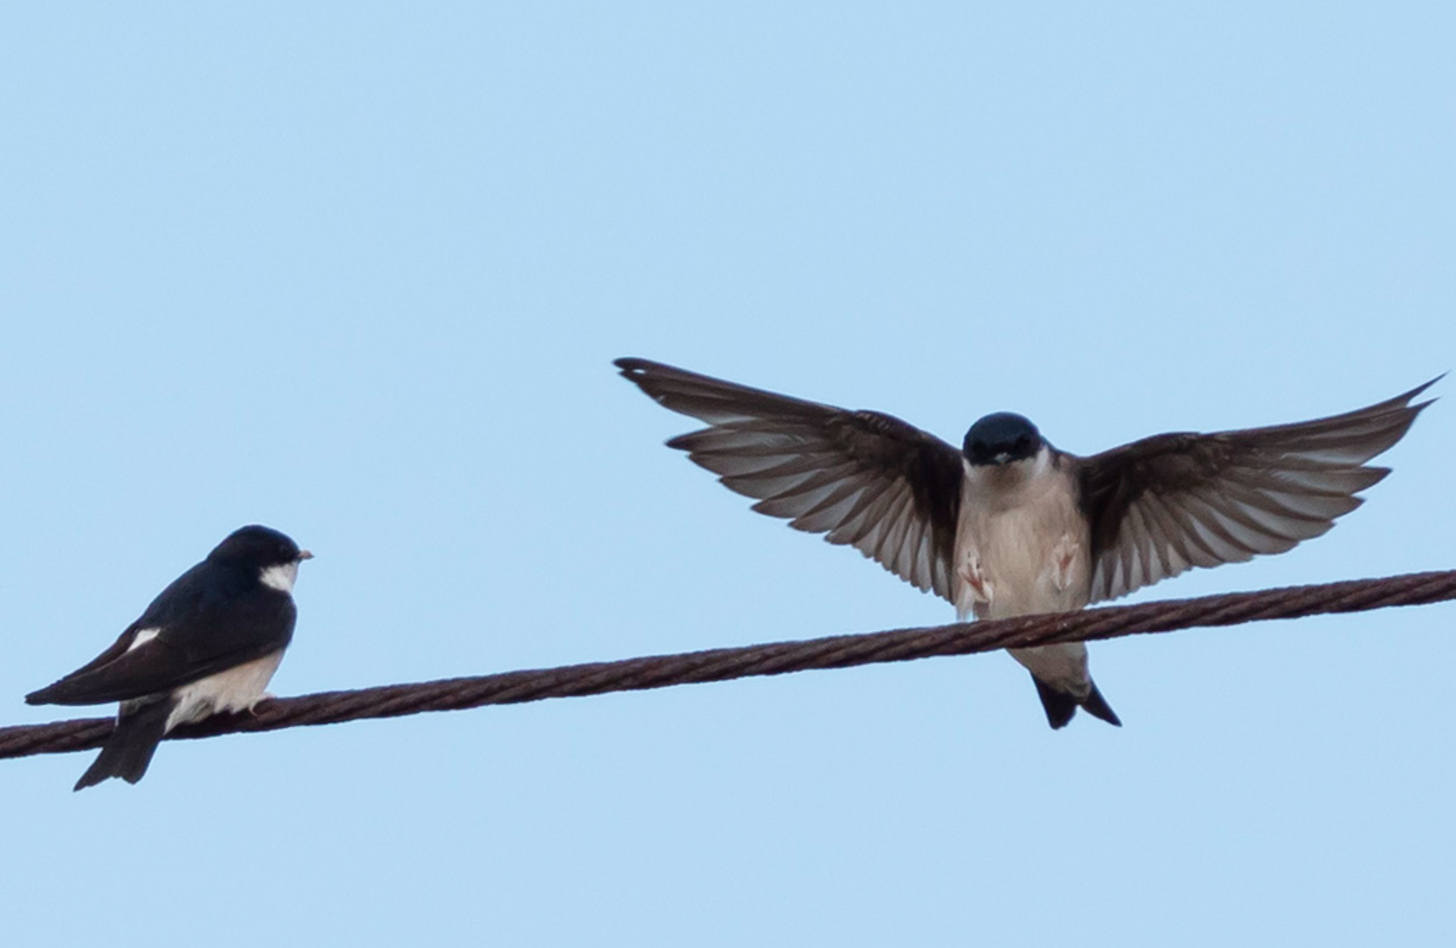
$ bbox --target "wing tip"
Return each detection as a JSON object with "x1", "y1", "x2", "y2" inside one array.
[
  {"x1": 1370, "y1": 373, "x2": 1443, "y2": 412},
  {"x1": 1407, "y1": 372, "x2": 1446, "y2": 402},
  {"x1": 614, "y1": 357, "x2": 664, "y2": 389},
  {"x1": 617, "y1": 356, "x2": 697, "y2": 393},
  {"x1": 25, "y1": 683, "x2": 61, "y2": 706},
  {"x1": 1361, "y1": 466, "x2": 1391, "y2": 489},
  {"x1": 613, "y1": 356, "x2": 653, "y2": 375},
  {"x1": 24, "y1": 675, "x2": 110, "y2": 707},
  {"x1": 1410, "y1": 396, "x2": 1439, "y2": 417}
]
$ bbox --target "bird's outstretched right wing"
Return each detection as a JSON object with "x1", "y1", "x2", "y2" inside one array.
[{"x1": 616, "y1": 358, "x2": 965, "y2": 600}]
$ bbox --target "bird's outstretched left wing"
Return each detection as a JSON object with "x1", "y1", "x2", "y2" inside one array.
[{"x1": 1076, "y1": 377, "x2": 1438, "y2": 603}]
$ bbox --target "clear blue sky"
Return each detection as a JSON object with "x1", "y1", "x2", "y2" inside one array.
[{"x1": 2, "y1": 4, "x2": 1452, "y2": 945}]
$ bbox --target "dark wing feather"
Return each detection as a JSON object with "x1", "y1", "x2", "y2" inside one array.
[
  {"x1": 1078, "y1": 377, "x2": 1439, "y2": 602},
  {"x1": 26, "y1": 561, "x2": 296, "y2": 706},
  {"x1": 616, "y1": 358, "x2": 964, "y2": 600},
  {"x1": 27, "y1": 562, "x2": 217, "y2": 692}
]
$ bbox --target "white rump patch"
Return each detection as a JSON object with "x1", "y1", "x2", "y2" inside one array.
[{"x1": 259, "y1": 561, "x2": 300, "y2": 593}]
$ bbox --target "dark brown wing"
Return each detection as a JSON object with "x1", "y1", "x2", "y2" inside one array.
[
  {"x1": 1077, "y1": 377, "x2": 1439, "y2": 603},
  {"x1": 26, "y1": 560, "x2": 297, "y2": 706},
  {"x1": 616, "y1": 358, "x2": 964, "y2": 599}
]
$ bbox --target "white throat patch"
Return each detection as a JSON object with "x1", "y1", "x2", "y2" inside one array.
[
  {"x1": 259, "y1": 561, "x2": 300, "y2": 593},
  {"x1": 961, "y1": 444, "x2": 1054, "y2": 497}
]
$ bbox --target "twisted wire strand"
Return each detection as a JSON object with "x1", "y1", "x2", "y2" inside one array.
[{"x1": 2, "y1": 568, "x2": 1452, "y2": 761}]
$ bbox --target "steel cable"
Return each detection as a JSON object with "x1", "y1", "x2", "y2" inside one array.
[{"x1": 2, "y1": 568, "x2": 1452, "y2": 760}]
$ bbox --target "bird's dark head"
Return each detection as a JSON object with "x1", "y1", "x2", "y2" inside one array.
[
  {"x1": 963, "y1": 412, "x2": 1043, "y2": 467},
  {"x1": 209, "y1": 525, "x2": 313, "y2": 569}
]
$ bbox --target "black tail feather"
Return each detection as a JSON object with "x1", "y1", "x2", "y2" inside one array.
[
  {"x1": 1031, "y1": 675, "x2": 1122, "y2": 729},
  {"x1": 74, "y1": 698, "x2": 173, "y2": 791},
  {"x1": 1080, "y1": 682, "x2": 1122, "y2": 727},
  {"x1": 1032, "y1": 676, "x2": 1079, "y2": 729}
]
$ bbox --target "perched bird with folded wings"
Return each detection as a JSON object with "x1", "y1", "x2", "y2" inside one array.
[
  {"x1": 27, "y1": 525, "x2": 311, "y2": 789},
  {"x1": 616, "y1": 358, "x2": 1437, "y2": 728}
]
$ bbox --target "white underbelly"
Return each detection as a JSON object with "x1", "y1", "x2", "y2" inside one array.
[
  {"x1": 955, "y1": 457, "x2": 1098, "y2": 694},
  {"x1": 957, "y1": 520, "x2": 1094, "y2": 693},
  {"x1": 166, "y1": 650, "x2": 286, "y2": 731},
  {"x1": 954, "y1": 510, "x2": 1091, "y2": 621}
]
